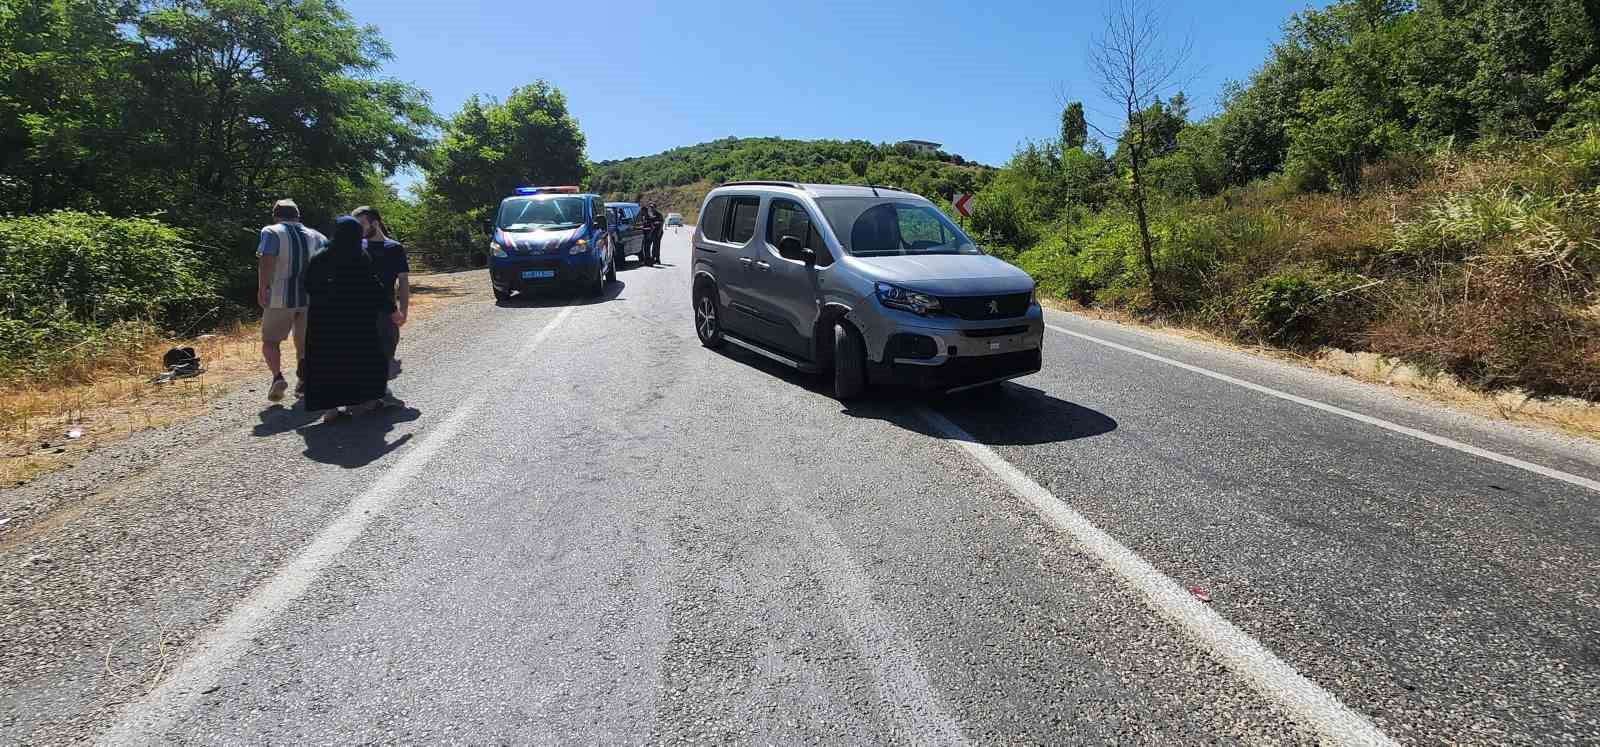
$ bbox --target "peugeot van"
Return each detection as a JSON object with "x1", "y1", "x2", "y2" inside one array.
[{"x1": 689, "y1": 182, "x2": 1043, "y2": 399}]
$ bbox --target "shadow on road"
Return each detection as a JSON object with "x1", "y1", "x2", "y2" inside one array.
[
  {"x1": 714, "y1": 343, "x2": 1117, "y2": 447},
  {"x1": 843, "y1": 382, "x2": 1118, "y2": 446},
  {"x1": 252, "y1": 403, "x2": 323, "y2": 437},
  {"x1": 495, "y1": 279, "x2": 626, "y2": 308},
  {"x1": 297, "y1": 406, "x2": 421, "y2": 469}
]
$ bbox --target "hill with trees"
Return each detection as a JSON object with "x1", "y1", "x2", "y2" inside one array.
[
  {"x1": 971, "y1": 0, "x2": 1600, "y2": 401},
  {"x1": 586, "y1": 137, "x2": 995, "y2": 219}
]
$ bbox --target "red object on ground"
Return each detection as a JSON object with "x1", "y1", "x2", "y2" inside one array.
[{"x1": 1187, "y1": 586, "x2": 1212, "y2": 603}]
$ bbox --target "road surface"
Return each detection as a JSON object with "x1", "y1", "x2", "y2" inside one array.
[{"x1": 3, "y1": 228, "x2": 1598, "y2": 744}]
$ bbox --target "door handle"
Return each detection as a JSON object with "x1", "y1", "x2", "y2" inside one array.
[
  {"x1": 738, "y1": 257, "x2": 753, "y2": 266},
  {"x1": 753, "y1": 260, "x2": 771, "y2": 271}
]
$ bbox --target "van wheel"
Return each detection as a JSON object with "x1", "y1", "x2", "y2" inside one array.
[
  {"x1": 493, "y1": 287, "x2": 511, "y2": 303},
  {"x1": 833, "y1": 323, "x2": 866, "y2": 400},
  {"x1": 694, "y1": 287, "x2": 724, "y2": 349},
  {"x1": 606, "y1": 255, "x2": 617, "y2": 283}
]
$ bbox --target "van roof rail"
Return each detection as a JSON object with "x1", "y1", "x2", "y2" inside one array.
[{"x1": 719, "y1": 180, "x2": 803, "y2": 189}]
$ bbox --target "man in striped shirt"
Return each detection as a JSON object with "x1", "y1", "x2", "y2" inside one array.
[{"x1": 257, "y1": 199, "x2": 327, "y2": 401}]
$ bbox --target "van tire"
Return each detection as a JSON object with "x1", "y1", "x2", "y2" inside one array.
[
  {"x1": 493, "y1": 287, "x2": 511, "y2": 303},
  {"x1": 694, "y1": 286, "x2": 724, "y2": 349},
  {"x1": 833, "y1": 323, "x2": 866, "y2": 400}
]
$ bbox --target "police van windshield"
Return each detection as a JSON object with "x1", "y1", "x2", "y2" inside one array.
[
  {"x1": 815, "y1": 198, "x2": 980, "y2": 257},
  {"x1": 497, "y1": 196, "x2": 586, "y2": 231}
]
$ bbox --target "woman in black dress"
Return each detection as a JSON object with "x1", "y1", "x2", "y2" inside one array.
[{"x1": 302, "y1": 216, "x2": 398, "y2": 422}]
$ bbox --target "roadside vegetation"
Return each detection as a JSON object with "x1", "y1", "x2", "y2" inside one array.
[{"x1": 967, "y1": 0, "x2": 1600, "y2": 401}]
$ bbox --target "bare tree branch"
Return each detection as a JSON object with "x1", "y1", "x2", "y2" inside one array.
[{"x1": 1087, "y1": 0, "x2": 1193, "y2": 299}]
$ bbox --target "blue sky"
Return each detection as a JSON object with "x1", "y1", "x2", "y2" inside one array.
[{"x1": 346, "y1": 0, "x2": 1321, "y2": 173}]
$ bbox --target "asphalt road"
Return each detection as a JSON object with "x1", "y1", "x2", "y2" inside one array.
[{"x1": 4, "y1": 228, "x2": 1599, "y2": 744}]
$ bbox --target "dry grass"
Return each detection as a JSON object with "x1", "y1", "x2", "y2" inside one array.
[{"x1": 0, "y1": 275, "x2": 472, "y2": 487}]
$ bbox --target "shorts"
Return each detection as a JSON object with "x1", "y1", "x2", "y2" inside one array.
[{"x1": 261, "y1": 307, "x2": 307, "y2": 346}]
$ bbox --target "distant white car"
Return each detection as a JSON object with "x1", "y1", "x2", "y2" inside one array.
[{"x1": 666, "y1": 212, "x2": 684, "y2": 226}]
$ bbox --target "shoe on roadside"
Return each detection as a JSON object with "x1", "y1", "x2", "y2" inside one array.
[
  {"x1": 267, "y1": 375, "x2": 288, "y2": 402},
  {"x1": 294, "y1": 379, "x2": 306, "y2": 398}
]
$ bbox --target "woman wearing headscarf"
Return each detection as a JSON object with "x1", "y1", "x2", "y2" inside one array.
[{"x1": 302, "y1": 216, "x2": 399, "y2": 422}]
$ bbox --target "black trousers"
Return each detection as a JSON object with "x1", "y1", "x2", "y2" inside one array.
[{"x1": 377, "y1": 313, "x2": 399, "y2": 369}]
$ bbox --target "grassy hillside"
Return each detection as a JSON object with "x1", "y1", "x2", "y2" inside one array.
[
  {"x1": 587, "y1": 137, "x2": 993, "y2": 220},
  {"x1": 1003, "y1": 134, "x2": 1600, "y2": 399}
]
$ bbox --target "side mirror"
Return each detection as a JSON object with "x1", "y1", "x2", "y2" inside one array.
[
  {"x1": 777, "y1": 235, "x2": 814, "y2": 266},
  {"x1": 593, "y1": 216, "x2": 608, "y2": 230}
]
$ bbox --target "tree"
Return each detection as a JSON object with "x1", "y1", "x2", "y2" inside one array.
[
  {"x1": 1089, "y1": 0, "x2": 1192, "y2": 297},
  {"x1": 425, "y1": 81, "x2": 587, "y2": 217},
  {"x1": 134, "y1": 0, "x2": 435, "y2": 226},
  {"x1": 0, "y1": 0, "x2": 146, "y2": 214},
  {"x1": 1060, "y1": 102, "x2": 1088, "y2": 151},
  {"x1": 0, "y1": 0, "x2": 436, "y2": 234}
]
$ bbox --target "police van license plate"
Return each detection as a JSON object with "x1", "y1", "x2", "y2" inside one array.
[{"x1": 521, "y1": 269, "x2": 555, "y2": 279}]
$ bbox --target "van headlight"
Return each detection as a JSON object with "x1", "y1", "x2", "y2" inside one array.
[
  {"x1": 875, "y1": 282, "x2": 941, "y2": 315},
  {"x1": 489, "y1": 241, "x2": 507, "y2": 258},
  {"x1": 568, "y1": 239, "x2": 589, "y2": 255}
]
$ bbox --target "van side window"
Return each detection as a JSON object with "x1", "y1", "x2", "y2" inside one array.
[
  {"x1": 727, "y1": 197, "x2": 760, "y2": 243},
  {"x1": 767, "y1": 199, "x2": 834, "y2": 267},
  {"x1": 700, "y1": 197, "x2": 730, "y2": 241}
]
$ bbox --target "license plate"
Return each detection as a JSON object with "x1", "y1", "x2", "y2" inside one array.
[
  {"x1": 521, "y1": 269, "x2": 555, "y2": 279},
  {"x1": 988, "y1": 341, "x2": 1003, "y2": 351}
]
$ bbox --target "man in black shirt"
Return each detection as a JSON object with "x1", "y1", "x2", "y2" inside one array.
[
  {"x1": 352, "y1": 206, "x2": 408, "y2": 395},
  {"x1": 644, "y1": 204, "x2": 665, "y2": 265}
]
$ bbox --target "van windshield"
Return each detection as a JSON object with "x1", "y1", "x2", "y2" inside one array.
[
  {"x1": 815, "y1": 198, "x2": 980, "y2": 257},
  {"x1": 497, "y1": 196, "x2": 586, "y2": 231}
]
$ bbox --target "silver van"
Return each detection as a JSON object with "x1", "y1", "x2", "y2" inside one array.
[{"x1": 690, "y1": 182, "x2": 1043, "y2": 399}]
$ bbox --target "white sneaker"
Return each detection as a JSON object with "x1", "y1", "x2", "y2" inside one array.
[{"x1": 267, "y1": 376, "x2": 288, "y2": 402}]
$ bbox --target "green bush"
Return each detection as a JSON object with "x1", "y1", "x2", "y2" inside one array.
[
  {"x1": 0, "y1": 211, "x2": 218, "y2": 376},
  {"x1": 1239, "y1": 269, "x2": 1369, "y2": 346}
]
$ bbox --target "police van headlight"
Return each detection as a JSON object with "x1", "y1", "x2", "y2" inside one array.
[
  {"x1": 568, "y1": 239, "x2": 590, "y2": 255},
  {"x1": 489, "y1": 241, "x2": 507, "y2": 258}
]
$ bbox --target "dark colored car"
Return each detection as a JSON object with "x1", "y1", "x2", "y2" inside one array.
[{"x1": 605, "y1": 201, "x2": 646, "y2": 265}]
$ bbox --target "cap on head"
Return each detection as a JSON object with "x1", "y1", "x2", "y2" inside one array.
[
  {"x1": 272, "y1": 198, "x2": 300, "y2": 221},
  {"x1": 351, "y1": 205, "x2": 380, "y2": 220}
]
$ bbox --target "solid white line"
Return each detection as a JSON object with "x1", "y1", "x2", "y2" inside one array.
[
  {"x1": 915, "y1": 407, "x2": 1395, "y2": 746},
  {"x1": 1047, "y1": 322, "x2": 1600, "y2": 495},
  {"x1": 99, "y1": 305, "x2": 577, "y2": 744}
]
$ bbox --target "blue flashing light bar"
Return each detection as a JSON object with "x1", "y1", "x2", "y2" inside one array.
[{"x1": 513, "y1": 185, "x2": 581, "y2": 196}]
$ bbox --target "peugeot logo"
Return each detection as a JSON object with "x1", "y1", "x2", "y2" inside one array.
[{"x1": 987, "y1": 300, "x2": 1000, "y2": 315}]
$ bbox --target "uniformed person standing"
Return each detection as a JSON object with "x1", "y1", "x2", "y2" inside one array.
[{"x1": 644, "y1": 203, "x2": 665, "y2": 265}]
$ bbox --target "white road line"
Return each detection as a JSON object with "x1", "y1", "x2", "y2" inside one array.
[
  {"x1": 797, "y1": 510, "x2": 969, "y2": 746},
  {"x1": 99, "y1": 305, "x2": 577, "y2": 745},
  {"x1": 1047, "y1": 322, "x2": 1600, "y2": 495},
  {"x1": 916, "y1": 408, "x2": 1395, "y2": 746}
]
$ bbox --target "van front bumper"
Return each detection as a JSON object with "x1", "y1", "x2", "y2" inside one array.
[
  {"x1": 490, "y1": 253, "x2": 603, "y2": 293},
  {"x1": 865, "y1": 313, "x2": 1045, "y2": 392},
  {"x1": 870, "y1": 348, "x2": 1043, "y2": 392}
]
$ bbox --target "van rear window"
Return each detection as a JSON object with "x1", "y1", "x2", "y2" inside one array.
[{"x1": 701, "y1": 197, "x2": 730, "y2": 241}]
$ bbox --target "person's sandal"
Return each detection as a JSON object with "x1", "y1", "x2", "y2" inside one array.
[
  {"x1": 347, "y1": 401, "x2": 380, "y2": 417},
  {"x1": 321, "y1": 408, "x2": 347, "y2": 424}
]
